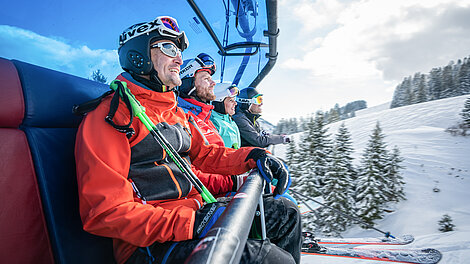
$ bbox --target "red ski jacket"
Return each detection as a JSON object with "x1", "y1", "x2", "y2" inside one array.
[{"x1": 177, "y1": 97, "x2": 225, "y2": 147}]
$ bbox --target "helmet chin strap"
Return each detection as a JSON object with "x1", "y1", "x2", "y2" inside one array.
[
  {"x1": 131, "y1": 68, "x2": 172, "y2": 93},
  {"x1": 149, "y1": 68, "x2": 172, "y2": 92}
]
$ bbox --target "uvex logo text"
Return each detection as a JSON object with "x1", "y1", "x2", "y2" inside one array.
[{"x1": 120, "y1": 19, "x2": 161, "y2": 44}]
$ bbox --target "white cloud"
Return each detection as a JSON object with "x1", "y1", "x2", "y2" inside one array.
[
  {"x1": 281, "y1": 0, "x2": 470, "y2": 81},
  {"x1": 259, "y1": 0, "x2": 470, "y2": 123},
  {"x1": 0, "y1": 25, "x2": 120, "y2": 82},
  {"x1": 290, "y1": 0, "x2": 345, "y2": 33}
]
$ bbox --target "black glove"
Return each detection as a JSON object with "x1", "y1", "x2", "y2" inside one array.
[
  {"x1": 193, "y1": 202, "x2": 227, "y2": 238},
  {"x1": 246, "y1": 148, "x2": 291, "y2": 197}
]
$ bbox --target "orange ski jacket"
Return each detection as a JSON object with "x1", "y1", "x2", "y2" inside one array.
[{"x1": 75, "y1": 73, "x2": 256, "y2": 263}]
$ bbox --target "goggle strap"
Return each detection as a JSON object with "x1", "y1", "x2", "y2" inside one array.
[
  {"x1": 237, "y1": 96, "x2": 262, "y2": 105},
  {"x1": 187, "y1": 87, "x2": 197, "y2": 96}
]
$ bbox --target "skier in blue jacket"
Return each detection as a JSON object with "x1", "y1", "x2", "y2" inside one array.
[{"x1": 210, "y1": 82, "x2": 242, "y2": 149}]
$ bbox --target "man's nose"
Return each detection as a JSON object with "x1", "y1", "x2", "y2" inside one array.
[{"x1": 174, "y1": 53, "x2": 183, "y2": 65}]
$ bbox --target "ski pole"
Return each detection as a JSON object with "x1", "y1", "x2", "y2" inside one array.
[
  {"x1": 293, "y1": 192, "x2": 321, "y2": 219},
  {"x1": 110, "y1": 80, "x2": 217, "y2": 204},
  {"x1": 258, "y1": 193, "x2": 267, "y2": 240},
  {"x1": 290, "y1": 189, "x2": 395, "y2": 238}
]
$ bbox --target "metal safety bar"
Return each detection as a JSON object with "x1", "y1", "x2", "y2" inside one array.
[{"x1": 185, "y1": 170, "x2": 264, "y2": 264}]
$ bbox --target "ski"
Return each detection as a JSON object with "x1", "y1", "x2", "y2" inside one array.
[
  {"x1": 301, "y1": 245, "x2": 442, "y2": 264},
  {"x1": 316, "y1": 235, "x2": 414, "y2": 245},
  {"x1": 303, "y1": 231, "x2": 414, "y2": 245}
]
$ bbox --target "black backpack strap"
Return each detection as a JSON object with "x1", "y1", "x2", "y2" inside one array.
[
  {"x1": 104, "y1": 81, "x2": 135, "y2": 138},
  {"x1": 72, "y1": 90, "x2": 114, "y2": 116}
]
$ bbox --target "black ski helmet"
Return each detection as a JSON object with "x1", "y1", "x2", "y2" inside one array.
[
  {"x1": 118, "y1": 16, "x2": 188, "y2": 76},
  {"x1": 178, "y1": 53, "x2": 216, "y2": 97},
  {"x1": 236, "y1": 87, "x2": 262, "y2": 110}
]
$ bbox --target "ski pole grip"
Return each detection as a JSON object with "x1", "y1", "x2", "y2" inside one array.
[
  {"x1": 110, "y1": 80, "x2": 155, "y2": 131},
  {"x1": 110, "y1": 80, "x2": 145, "y2": 116}
]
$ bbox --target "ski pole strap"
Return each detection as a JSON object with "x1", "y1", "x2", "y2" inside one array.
[
  {"x1": 72, "y1": 90, "x2": 114, "y2": 116},
  {"x1": 109, "y1": 80, "x2": 217, "y2": 204},
  {"x1": 105, "y1": 81, "x2": 135, "y2": 138}
]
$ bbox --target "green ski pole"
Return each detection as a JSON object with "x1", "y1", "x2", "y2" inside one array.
[{"x1": 110, "y1": 80, "x2": 217, "y2": 203}]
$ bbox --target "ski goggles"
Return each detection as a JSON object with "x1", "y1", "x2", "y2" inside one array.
[
  {"x1": 237, "y1": 94, "x2": 263, "y2": 105},
  {"x1": 225, "y1": 85, "x2": 240, "y2": 97},
  {"x1": 119, "y1": 16, "x2": 189, "y2": 51},
  {"x1": 195, "y1": 54, "x2": 216, "y2": 75},
  {"x1": 150, "y1": 42, "x2": 182, "y2": 58},
  {"x1": 157, "y1": 16, "x2": 189, "y2": 50}
]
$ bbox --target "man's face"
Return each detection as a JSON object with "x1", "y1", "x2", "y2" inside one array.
[
  {"x1": 149, "y1": 40, "x2": 183, "y2": 88},
  {"x1": 249, "y1": 103, "x2": 262, "y2": 114},
  {"x1": 224, "y1": 97, "x2": 237, "y2": 116},
  {"x1": 194, "y1": 71, "x2": 216, "y2": 103}
]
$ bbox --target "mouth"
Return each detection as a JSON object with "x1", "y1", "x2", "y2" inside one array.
[{"x1": 169, "y1": 68, "x2": 179, "y2": 74}]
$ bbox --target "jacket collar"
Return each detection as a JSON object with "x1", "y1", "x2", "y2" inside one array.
[
  {"x1": 211, "y1": 109, "x2": 231, "y2": 121},
  {"x1": 241, "y1": 109, "x2": 261, "y2": 122},
  {"x1": 117, "y1": 73, "x2": 178, "y2": 111},
  {"x1": 178, "y1": 97, "x2": 214, "y2": 120}
]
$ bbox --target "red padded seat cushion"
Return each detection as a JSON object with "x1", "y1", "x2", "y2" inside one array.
[
  {"x1": 0, "y1": 59, "x2": 24, "y2": 128},
  {"x1": 0, "y1": 129, "x2": 54, "y2": 263}
]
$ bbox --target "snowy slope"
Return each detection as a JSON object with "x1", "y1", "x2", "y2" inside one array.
[{"x1": 274, "y1": 95, "x2": 470, "y2": 264}]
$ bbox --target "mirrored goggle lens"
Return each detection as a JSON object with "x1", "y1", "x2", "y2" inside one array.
[
  {"x1": 160, "y1": 17, "x2": 180, "y2": 32},
  {"x1": 196, "y1": 64, "x2": 216, "y2": 75},
  {"x1": 199, "y1": 54, "x2": 215, "y2": 66},
  {"x1": 227, "y1": 86, "x2": 239, "y2": 97},
  {"x1": 151, "y1": 42, "x2": 181, "y2": 58},
  {"x1": 252, "y1": 95, "x2": 263, "y2": 105}
]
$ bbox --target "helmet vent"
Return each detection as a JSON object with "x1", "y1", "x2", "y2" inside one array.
[{"x1": 129, "y1": 51, "x2": 144, "y2": 69}]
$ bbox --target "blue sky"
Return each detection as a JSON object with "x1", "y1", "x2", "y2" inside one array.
[{"x1": 2, "y1": 0, "x2": 470, "y2": 123}]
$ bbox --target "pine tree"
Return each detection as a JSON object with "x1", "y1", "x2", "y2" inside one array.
[
  {"x1": 356, "y1": 122, "x2": 389, "y2": 227},
  {"x1": 319, "y1": 123, "x2": 355, "y2": 236},
  {"x1": 91, "y1": 69, "x2": 107, "y2": 84},
  {"x1": 297, "y1": 111, "x2": 332, "y2": 196},
  {"x1": 429, "y1": 67, "x2": 443, "y2": 100},
  {"x1": 442, "y1": 63, "x2": 456, "y2": 98},
  {"x1": 289, "y1": 118, "x2": 299, "y2": 133},
  {"x1": 297, "y1": 117, "x2": 317, "y2": 195},
  {"x1": 461, "y1": 97, "x2": 470, "y2": 129},
  {"x1": 438, "y1": 214, "x2": 455, "y2": 232},
  {"x1": 458, "y1": 59, "x2": 470, "y2": 95},
  {"x1": 391, "y1": 83, "x2": 405, "y2": 108},
  {"x1": 414, "y1": 74, "x2": 427, "y2": 104},
  {"x1": 328, "y1": 106, "x2": 341, "y2": 124},
  {"x1": 285, "y1": 139, "x2": 302, "y2": 188},
  {"x1": 297, "y1": 112, "x2": 332, "y2": 232},
  {"x1": 384, "y1": 146, "x2": 406, "y2": 202}
]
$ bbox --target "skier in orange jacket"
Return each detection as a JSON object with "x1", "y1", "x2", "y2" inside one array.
[{"x1": 75, "y1": 16, "x2": 301, "y2": 264}]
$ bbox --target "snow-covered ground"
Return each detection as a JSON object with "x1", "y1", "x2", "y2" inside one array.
[{"x1": 273, "y1": 95, "x2": 470, "y2": 263}]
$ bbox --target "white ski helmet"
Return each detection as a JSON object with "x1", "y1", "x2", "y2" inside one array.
[{"x1": 213, "y1": 82, "x2": 239, "y2": 102}]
